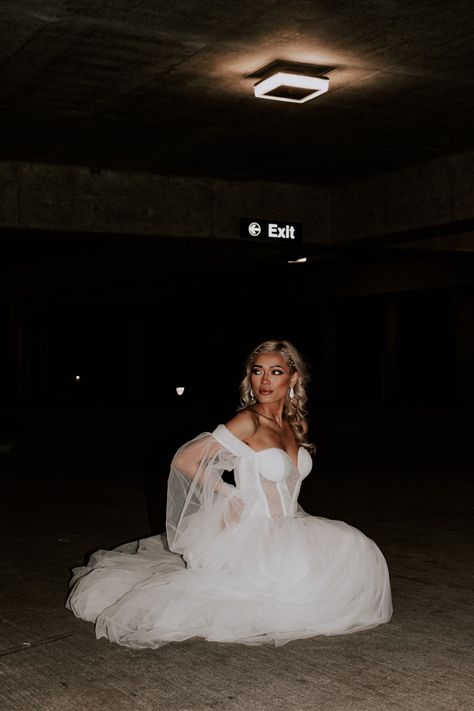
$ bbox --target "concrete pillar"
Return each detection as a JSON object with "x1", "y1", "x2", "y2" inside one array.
[
  {"x1": 382, "y1": 297, "x2": 400, "y2": 403},
  {"x1": 115, "y1": 302, "x2": 147, "y2": 403},
  {"x1": 453, "y1": 287, "x2": 474, "y2": 404},
  {"x1": 8, "y1": 301, "x2": 26, "y2": 400}
]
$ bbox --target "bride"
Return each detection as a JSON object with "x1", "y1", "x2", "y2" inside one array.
[{"x1": 66, "y1": 339, "x2": 393, "y2": 648}]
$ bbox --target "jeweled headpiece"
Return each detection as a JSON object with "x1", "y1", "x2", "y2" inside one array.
[{"x1": 251, "y1": 345, "x2": 296, "y2": 369}]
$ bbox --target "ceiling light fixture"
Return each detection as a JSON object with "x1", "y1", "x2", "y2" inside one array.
[{"x1": 254, "y1": 72, "x2": 329, "y2": 104}]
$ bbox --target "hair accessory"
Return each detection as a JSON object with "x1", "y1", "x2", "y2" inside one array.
[{"x1": 251, "y1": 345, "x2": 296, "y2": 369}]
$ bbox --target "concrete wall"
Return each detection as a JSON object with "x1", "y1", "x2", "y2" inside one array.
[
  {"x1": 0, "y1": 161, "x2": 331, "y2": 244},
  {"x1": 1, "y1": 152, "x2": 473, "y2": 406},
  {"x1": 332, "y1": 151, "x2": 474, "y2": 242},
  {"x1": 1, "y1": 149, "x2": 473, "y2": 244}
]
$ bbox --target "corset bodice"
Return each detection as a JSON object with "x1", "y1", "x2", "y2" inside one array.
[
  {"x1": 213, "y1": 425, "x2": 313, "y2": 518},
  {"x1": 255, "y1": 446, "x2": 313, "y2": 482}
]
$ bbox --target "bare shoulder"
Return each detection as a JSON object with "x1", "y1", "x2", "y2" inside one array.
[{"x1": 224, "y1": 409, "x2": 258, "y2": 441}]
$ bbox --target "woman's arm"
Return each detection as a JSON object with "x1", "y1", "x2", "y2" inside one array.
[
  {"x1": 171, "y1": 434, "x2": 237, "y2": 497},
  {"x1": 224, "y1": 409, "x2": 258, "y2": 443},
  {"x1": 171, "y1": 435, "x2": 220, "y2": 478}
]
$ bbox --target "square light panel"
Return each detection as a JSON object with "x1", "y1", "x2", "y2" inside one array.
[{"x1": 254, "y1": 72, "x2": 329, "y2": 104}]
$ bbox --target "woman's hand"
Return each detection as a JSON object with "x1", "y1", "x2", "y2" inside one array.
[
  {"x1": 225, "y1": 494, "x2": 244, "y2": 526},
  {"x1": 216, "y1": 481, "x2": 244, "y2": 526}
]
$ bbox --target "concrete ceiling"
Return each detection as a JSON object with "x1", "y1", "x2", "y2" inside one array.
[{"x1": 1, "y1": 1, "x2": 473, "y2": 185}]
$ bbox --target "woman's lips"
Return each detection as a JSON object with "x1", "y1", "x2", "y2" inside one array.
[{"x1": 259, "y1": 389, "x2": 273, "y2": 395}]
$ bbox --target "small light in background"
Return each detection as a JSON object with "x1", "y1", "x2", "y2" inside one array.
[
  {"x1": 75, "y1": 375, "x2": 81, "y2": 381},
  {"x1": 176, "y1": 386, "x2": 185, "y2": 396},
  {"x1": 287, "y1": 257, "x2": 307, "y2": 263}
]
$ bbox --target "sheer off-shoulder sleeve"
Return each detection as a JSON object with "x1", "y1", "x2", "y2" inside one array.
[{"x1": 166, "y1": 431, "x2": 243, "y2": 567}]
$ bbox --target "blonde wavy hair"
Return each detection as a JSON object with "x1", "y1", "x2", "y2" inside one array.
[{"x1": 238, "y1": 339, "x2": 315, "y2": 453}]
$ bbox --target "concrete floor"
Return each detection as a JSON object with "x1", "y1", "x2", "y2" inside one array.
[{"x1": 0, "y1": 405, "x2": 473, "y2": 710}]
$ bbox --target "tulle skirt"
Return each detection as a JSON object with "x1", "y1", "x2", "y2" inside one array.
[{"x1": 66, "y1": 513, "x2": 392, "y2": 648}]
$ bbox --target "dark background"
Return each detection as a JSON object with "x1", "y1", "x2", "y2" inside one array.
[
  {"x1": 1, "y1": 232, "x2": 473, "y2": 536},
  {"x1": 0, "y1": 0, "x2": 473, "y2": 535}
]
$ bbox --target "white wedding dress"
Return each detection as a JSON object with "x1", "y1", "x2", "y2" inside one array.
[{"x1": 66, "y1": 425, "x2": 392, "y2": 648}]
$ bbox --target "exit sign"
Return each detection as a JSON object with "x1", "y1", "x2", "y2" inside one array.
[{"x1": 240, "y1": 218, "x2": 303, "y2": 242}]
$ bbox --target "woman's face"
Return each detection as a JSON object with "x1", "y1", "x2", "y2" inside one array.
[{"x1": 250, "y1": 351, "x2": 296, "y2": 404}]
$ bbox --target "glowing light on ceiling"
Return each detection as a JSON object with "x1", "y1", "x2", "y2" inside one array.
[{"x1": 254, "y1": 72, "x2": 329, "y2": 104}]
